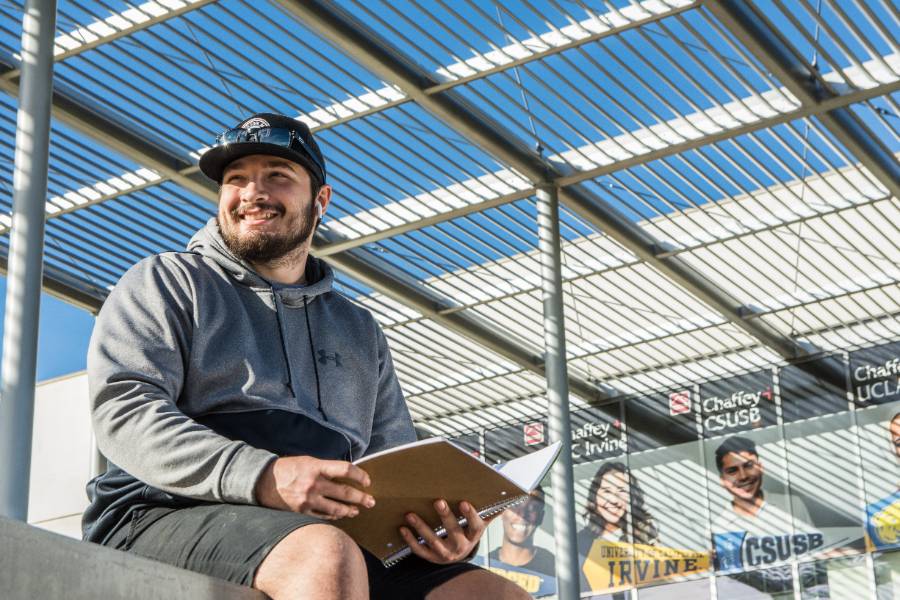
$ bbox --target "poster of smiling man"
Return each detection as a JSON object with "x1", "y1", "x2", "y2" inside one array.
[
  {"x1": 705, "y1": 431, "x2": 809, "y2": 597},
  {"x1": 483, "y1": 403, "x2": 625, "y2": 597},
  {"x1": 485, "y1": 486, "x2": 557, "y2": 598},
  {"x1": 857, "y1": 403, "x2": 900, "y2": 553},
  {"x1": 854, "y1": 343, "x2": 900, "y2": 558},
  {"x1": 481, "y1": 422, "x2": 558, "y2": 598},
  {"x1": 701, "y1": 369, "x2": 819, "y2": 597},
  {"x1": 855, "y1": 384, "x2": 900, "y2": 599}
]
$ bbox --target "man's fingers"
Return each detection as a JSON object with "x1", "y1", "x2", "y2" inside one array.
[
  {"x1": 309, "y1": 496, "x2": 362, "y2": 520},
  {"x1": 399, "y1": 525, "x2": 439, "y2": 562},
  {"x1": 405, "y1": 512, "x2": 447, "y2": 552},
  {"x1": 459, "y1": 501, "x2": 486, "y2": 541},
  {"x1": 319, "y1": 460, "x2": 371, "y2": 487},
  {"x1": 317, "y1": 479, "x2": 375, "y2": 509},
  {"x1": 433, "y1": 499, "x2": 465, "y2": 542}
]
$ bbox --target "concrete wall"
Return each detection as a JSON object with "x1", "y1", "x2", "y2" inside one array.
[
  {"x1": 28, "y1": 370, "x2": 92, "y2": 538},
  {"x1": 1, "y1": 517, "x2": 265, "y2": 600}
]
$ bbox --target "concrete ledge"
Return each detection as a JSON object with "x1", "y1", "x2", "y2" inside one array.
[{"x1": 1, "y1": 517, "x2": 266, "y2": 600}]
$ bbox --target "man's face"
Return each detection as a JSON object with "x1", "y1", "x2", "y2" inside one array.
[
  {"x1": 595, "y1": 470, "x2": 629, "y2": 527},
  {"x1": 719, "y1": 451, "x2": 764, "y2": 502},
  {"x1": 502, "y1": 491, "x2": 544, "y2": 545},
  {"x1": 890, "y1": 416, "x2": 900, "y2": 460},
  {"x1": 217, "y1": 154, "x2": 319, "y2": 263}
]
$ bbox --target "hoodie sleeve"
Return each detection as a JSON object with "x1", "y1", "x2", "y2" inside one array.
[
  {"x1": 88, "y1": 255, "x2": 276, "y2": 504},
  {"x1": 365, "y1": 323, "x2": 417, "y2": 454}
]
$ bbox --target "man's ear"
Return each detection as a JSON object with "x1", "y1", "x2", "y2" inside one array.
[{"x1": 315, "y1": 184, "x2": 333, "y2": 216}]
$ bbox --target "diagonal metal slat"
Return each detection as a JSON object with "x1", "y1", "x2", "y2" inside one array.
[
  {"x1": 0, "y1": 54, "x2": 217, "y2": 202},
  {"x1": 0, "y1": 255, "x2": 104, "y2": 314},
  {"x1": 0, "y1": 0, "x2": 217, "y2": 82},
  {"x1": 278, "y1": 0, "x2": 828, "y2": 368},
  {"x1": 706, "y1": 0, "x2": 900, "y2": 200},
  {"x1": 0, "y1": 56, "x2": 612, "y2": 403}
]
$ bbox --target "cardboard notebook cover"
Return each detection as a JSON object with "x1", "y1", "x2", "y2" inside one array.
[{"x1": 335, "y1": 438, "x2": 561, "y2": 566}]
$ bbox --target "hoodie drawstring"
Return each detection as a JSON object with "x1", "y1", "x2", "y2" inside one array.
[
  {"x1": 303, "y1": 295, "x2": 327, "y2": 421},
  {"x1": 273, "y1": 291, "x2": 327, "y2": 421},
  {"x1": 303, "y1": 296, "x2": 328, "y2": 421},
  {"x1": 272, "y1": 292, "x2": 296, "y2": 398}
]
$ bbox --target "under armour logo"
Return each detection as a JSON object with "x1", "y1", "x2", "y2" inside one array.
[{"x1": 317, "y1": 350, "x2": 342, "y2": 367}]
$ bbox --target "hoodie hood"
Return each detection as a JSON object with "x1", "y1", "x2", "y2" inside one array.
[{"x1": 187, "y1": 217, "x2": 334, "y2": 302}]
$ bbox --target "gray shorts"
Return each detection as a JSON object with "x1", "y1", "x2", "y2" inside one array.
[{"x1": 107, "y1": 503, "x2": 481, "y2": 600}]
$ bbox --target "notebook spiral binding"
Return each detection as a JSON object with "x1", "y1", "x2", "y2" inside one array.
[{"x1": 382, "y1": 494, "x2": 529, "y2": 567}]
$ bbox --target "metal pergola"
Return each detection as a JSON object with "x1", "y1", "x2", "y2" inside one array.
[{"x1": 0, "y1": 1, "x2": 897, "y2": 597}]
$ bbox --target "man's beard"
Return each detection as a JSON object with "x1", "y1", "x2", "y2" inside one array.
[{"x1": 218, "y1": 201, "x2": 316, "y2": 265}]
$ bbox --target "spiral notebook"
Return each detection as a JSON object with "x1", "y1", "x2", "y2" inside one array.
[{"x1": 334, "y1": 438, "x2": 561, "y2": 566}]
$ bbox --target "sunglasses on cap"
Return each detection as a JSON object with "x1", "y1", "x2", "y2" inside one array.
[{"x1": 214, "y1": 126, "x2": 325, "y2": 183}]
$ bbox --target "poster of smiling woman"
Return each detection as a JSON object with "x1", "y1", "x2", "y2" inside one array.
[
  {"x1": 576, "y1": 458, "x2": 710, "y2": 596},
  {"x1": 578, "y1": 388, "x2": 713, "y2": 596}
]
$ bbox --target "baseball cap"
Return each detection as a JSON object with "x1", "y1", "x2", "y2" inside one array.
[{"x1": 199, "y1": 113, "x2": 326, "y2": 186}]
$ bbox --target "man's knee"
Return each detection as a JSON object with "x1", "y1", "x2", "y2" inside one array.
[
  {"x1": 300, "y1": 524, "x2": 365, "y2": 574},
  {"x1": 254, "y1": 524, "x2": 367, "y2": 600}
]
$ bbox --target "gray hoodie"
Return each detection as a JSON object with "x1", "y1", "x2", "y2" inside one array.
[{"x1": 82, "y1": 218, "x2": 416, "y2": 544}]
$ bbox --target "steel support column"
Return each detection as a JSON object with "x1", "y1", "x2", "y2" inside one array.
[
  {"x1": 0, "y1": 0, "x2": 56, "y2": 520},
  {"x1": 536, "y1": 184, "x2": 579, "y2": 600}
]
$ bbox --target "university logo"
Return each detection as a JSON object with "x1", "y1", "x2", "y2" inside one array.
[
  {"x1": 523, "y1": 422, "x2": 544, "y2": 446},
  {"x1": 317, "y1": 350, "x2": 342, "y2": 367},
  {"x1": 872, "y1": 502, "x2": 900, "y2": 545},
  {"x1": 668, "y1": 390, "x2": 691, "y2": 415}
]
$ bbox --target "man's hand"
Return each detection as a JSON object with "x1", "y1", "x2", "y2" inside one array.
[
  {"x1": 255, "y1": 456, "x2": 375, "y2": 520},
  {"x1": 400, "y1": 499, "x2": 485, "y2": 564}
]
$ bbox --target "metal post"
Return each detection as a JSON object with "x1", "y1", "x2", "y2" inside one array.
[
  {"x1": 536, "y1": 184, "x2": 579, "y2": 600},
  {"x1": 0, "y1": 0, "x2": 56, "y2": 521}
]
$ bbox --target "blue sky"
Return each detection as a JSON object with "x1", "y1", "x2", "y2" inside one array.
[{"x1": 0, "y1": 275, "x2": 94, "y2": 382}]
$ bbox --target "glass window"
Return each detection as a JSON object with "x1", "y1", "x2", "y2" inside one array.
[
  {"x1": 715, "y1": 566, "x2": 794, "y2": 599},
  {"x1": 637, "y1": 578, "x2": 709, "y2": 599},
  {"x1": 798, "y1": 556, "x2": 871, "y2": 599},
  {"x1": 874, "y1": 550, "x2": 900, "y2": 599}
]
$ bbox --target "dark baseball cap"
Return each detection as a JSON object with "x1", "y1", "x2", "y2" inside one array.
[{"x1": 198, "y1": 113, "x2": 326, "y2": 186}]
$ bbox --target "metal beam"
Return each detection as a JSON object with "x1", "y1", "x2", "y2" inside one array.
[
  {"x1": 12, "y1": 25, "x2": 896, "y2": 246},
  {"x1": 706, "y1": 0, "x2": 900, "y2": 200},
  {"x1": 421, "y1": 0, "x2": 700, "y2": 95},
  {"x1": 280, "y1": 0, "x2": 824, "y2": 366},
  {"x1": 0, "y1": 257, "x2": 105, "y2": 314},
  {"x1": 313, "y1": 74, "x2": 897, "y2": 255},
  {"x1": 0, "y1": 53, "x2": 217, "y2": 203},
  {"x1": 4, "y1": 70, "x2": 896, "y2": 249}
]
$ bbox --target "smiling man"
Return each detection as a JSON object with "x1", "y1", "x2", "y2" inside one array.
[
  {"x1": 82, "y1": 113, "x2": 529, "y2": 600},
  {"x1": 487, "y1": 487, "x2": 556, "y2": 597},
  {"x1": 711, "y1": 436, "x2": 821, "y2": 596},
  {"x1": 865, "y1": 412, "x2": 900, "y2": 551}
]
